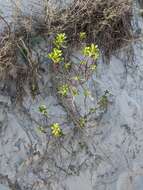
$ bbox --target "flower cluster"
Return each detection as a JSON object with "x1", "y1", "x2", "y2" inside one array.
[
  {"x1": 58, "y1": 84, "x2": 69, "y2": 97},
  {"x1": 51, "y1": 123, "x2": 62, "y2": 137},
  {"x1": 54, "y1": 33, "x2": 67, "y2": 48},
  {"x1": 48, "y1": 48, "x2": 63, "y2": 64},
  {"x1": 82, "y1": 44, "x2": 100, "y2": 60}
]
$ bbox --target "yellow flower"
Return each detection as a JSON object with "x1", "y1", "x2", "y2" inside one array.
[
  {"x1": 51, "y1": 123, "x2": 62, "y2": 137},
  {"x1": 82, "y1": 44, "x2": 100, "y2": 60},
  {"x1": 79, "y1": 32, "x2": 87, "y2": 40},
  {"x1": 48, "y1": 48, "x2": 63, "y2": 64},
  {"x1": 79, "y1": 117, "x2": 86, "y2": 128},
  {"x1": 54, "y1": 33, "x2": 67, "y2": 48},
  {"x1": 58, "y1": 84, "x2": 69, "y2": 96}
]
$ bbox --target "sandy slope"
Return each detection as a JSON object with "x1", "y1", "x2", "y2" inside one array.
[{"x1": 0, "y1": 0, "x2": 143, "y2": 190}]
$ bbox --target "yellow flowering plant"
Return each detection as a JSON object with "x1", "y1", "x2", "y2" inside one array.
[
  {"x1": 79, "y1": 32, "x2": 87, "y2": 40},
  {"x1": 51, "y1": 123, "x2": 63, "y2": 137},
  {"x1": 82, "y1": 44, "x2": 100, "y2": 60},
  {"x1": 54, "y1": 33, "x2": 67, "y2": 48},
  {"x1": 58, "y1": 84, "x2": 69, "y2": 97},
  {"x1": 48, "y1": 48, "x2": 63, "y2": 64},
  {"x1": 79, "y1": 117, "x2": 86, "y2": 128}
]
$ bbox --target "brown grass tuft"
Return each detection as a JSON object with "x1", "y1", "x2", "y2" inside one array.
[{"x1": 47, "y1": 0, "x2": 133, "y2": 56}]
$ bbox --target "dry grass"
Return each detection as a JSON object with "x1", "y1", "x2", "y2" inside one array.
[
  {"x1": 0, "y1": 34, "x2": 28, "y2": 100},
  {"x1": 0, "y1": 0, "x2": 133, "y2": 100},
  {"x1": 47, "y1": 0, "x2": 133, "y2": 56}
]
